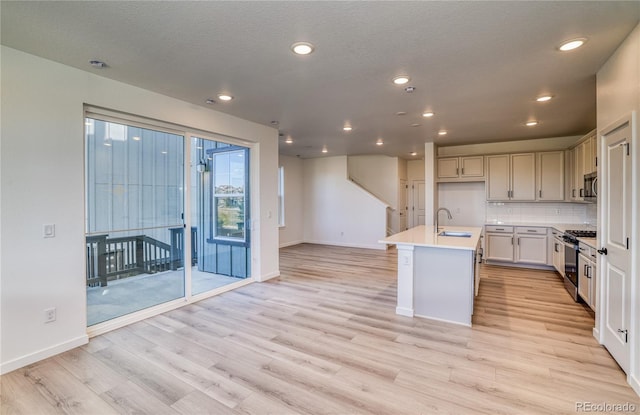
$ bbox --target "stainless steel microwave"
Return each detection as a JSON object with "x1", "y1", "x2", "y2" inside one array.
[{"x1": 584, "y1": 172, "x2": 597, "y2": 202}]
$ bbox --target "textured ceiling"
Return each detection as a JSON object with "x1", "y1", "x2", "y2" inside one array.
[{"x1": 2, "y1": 1, "x2": 639, "y2": 158}]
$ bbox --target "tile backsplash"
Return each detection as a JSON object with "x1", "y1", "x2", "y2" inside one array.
[{"x1": 485, "y1": 202, "x2": 596, "y2": 225}]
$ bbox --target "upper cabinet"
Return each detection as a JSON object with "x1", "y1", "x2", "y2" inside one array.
[
  {"x1": 486, "y1": 153, "x2": 536, "y2": 201},
  {"x1": 537, "y1": 151, "x2": 565, "y2": 201},
  {"x1": 437, "y1": 156, "x2": 484, "y2": 182},
  {"x1": 570, "y1": 129, "x2": 597, "y2": 201}
]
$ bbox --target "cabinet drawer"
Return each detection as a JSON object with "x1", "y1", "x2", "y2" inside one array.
[
  {"x1": 485, "y1": 225, "x2": 513, "y2": 233},
  {"x1": 516, "y1": 227, "x2": 547, "y2": 235}
]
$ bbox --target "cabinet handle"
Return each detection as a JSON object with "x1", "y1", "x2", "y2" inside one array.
[
  {"x1": 511, "y1": 237, "x2": 513, "y2": 245},
  {"x1": 539, "y1": 190, "x2": 542, "y2": 198},
  {"x1": 572, "y1": 189, "x2": 576, "y2": 197},
  {"x1": 516, "y1": 237, "x2": 519, "y2": 245},
  {"x1": 461, "y1": 168, "x2": 465, "y2": 175},
  {"x1": 456, "y1": 167, "x2": 459, "y2": 175},
  {"x1": 555, "y1": 243, "x2": 559, "y2": 252},
  {"x1": 580, "y1": 188, "x2": 584, "y2": 197}
]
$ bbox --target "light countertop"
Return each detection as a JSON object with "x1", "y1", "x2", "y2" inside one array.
[{"x1": 381, "y1": 225, "x2": 482, "y2": 251}]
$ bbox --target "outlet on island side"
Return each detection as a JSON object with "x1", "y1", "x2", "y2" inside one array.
[{"x1": 44, "y1": 307, "x2": 56, "y2": 323}]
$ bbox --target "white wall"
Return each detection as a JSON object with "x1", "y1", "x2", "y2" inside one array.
[
  {"x1": 278, "y1": 155, "x2": 304, "y2": 247},
  {"x1": 407, "y1": 159, "x2": 425, "y2": 183},
  {"x1": 303, "y1": 156, "x2": 388, "y2": 250},
  {"x1": 347, "y1": 155, "x2": 398, "y2": 206},
  {"x1": 596, "y1": 22, "x2": 640, "y2": 396},
  {"x1": 437, "y1": 135, "x2": 582, "y2": 156},
  {"x1": 437, "y1": 182, "x2": 487, "y2": 227},
  {"x1": 0, "y1": 46, "x2": 279, "y2": 374}
]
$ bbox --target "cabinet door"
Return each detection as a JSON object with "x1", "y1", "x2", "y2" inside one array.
[
  {"x1": 537, "y1": 151, "x2": 564, "y2": 201},
  {"x1": 486, "y1": 155, "x2": 510, "y2": 200},
  {"x1": 590, "y1": 135, "x2": 598, "y2": 173},
  {"x1": 578, "y1": 254, "x2": 591, "y2": 305},
  {"x1": 583, "y1": 138, "x2": 593, "y2": 175},
  {"x1": 460, "y1": 156, "x2": 484, "y2": 178},
  {"x1": 437, "y1": 157, "x2": 460, "y2": 179},
  {"x1": 573, "y1": 143, "x2": 584, "y2": 200},
  {"x1": 552, "y1": 239, "x2": 565, "y2": 276},
  {"x1": 510, "y1": 153, "x2": 536, "y2": 201},
  {"x1": 485, "y1": 233, "x2": 514, "y2": 262},
  {"x1": 515, "y1": 234, "x2": 547, "y2": 264}
]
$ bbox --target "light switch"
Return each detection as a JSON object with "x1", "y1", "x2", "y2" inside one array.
[{"x1": 43, "y1": 224, "x2": 55, "y2": 238}]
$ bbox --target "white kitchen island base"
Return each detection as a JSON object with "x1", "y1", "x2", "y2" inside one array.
[{"x1": 383, "y1": 225, "x2": 482, "y2": 327}]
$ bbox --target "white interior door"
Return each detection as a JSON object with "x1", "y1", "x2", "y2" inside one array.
[
  {"x1": 410, "y1": 180, "x2": 426, "y2": 227},
  {"x1": 600, "y1": 114, "x2": 632, "y2": 374},
  {"x1": 399, "y1": 179, "x2": 408, "y2": 231}
]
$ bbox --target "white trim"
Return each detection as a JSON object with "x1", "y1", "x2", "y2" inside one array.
[
  {"x1": 413, "y1": 313, "x2": 472, "y2": 328},
  {"x1": 0, "y1": 335, "x2": 88, "y2": 375},
  {"x1": 258, "y1": 270, "x2": 280, "y2": 282},
  {"x1": 630, "y1": 373, "x2": 640, "y2": 397},
  {"x1": 302, "y1": 239, "x2": 387, "y2": 250},
  {"x1": 396, "y1": 307, "x2": 414, "y2": 317},
  {"x1": 279, "y1": 240, "x2": 303, "y2": 248}
]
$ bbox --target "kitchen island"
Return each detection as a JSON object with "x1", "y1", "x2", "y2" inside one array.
[{"x1": 381, "y1": 225, "x2": 482, "y2": 326}]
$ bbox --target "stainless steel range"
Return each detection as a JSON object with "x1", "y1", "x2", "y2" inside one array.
[{"x1": 562, "y1": 229, "x2": 597, "y2": 301}]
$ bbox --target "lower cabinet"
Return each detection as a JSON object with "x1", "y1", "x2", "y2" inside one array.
[
  {"x1": 578, "y1": 247, "x2": 597, "y2": 311},
  {"x1": 551, "y1": 235, "x2": 565, "y2": 276},
  {"x1": 485, "y1": 225, "x2": 549, "y2": 266},
  {"x1": 485, "y1": 232, "x2": 514, "y2": 262}
]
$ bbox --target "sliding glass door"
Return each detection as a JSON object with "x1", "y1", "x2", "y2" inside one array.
[{"x1": 85, "y1": 117, "x2": 185, "y2": 326}]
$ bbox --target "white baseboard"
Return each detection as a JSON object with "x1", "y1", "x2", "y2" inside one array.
[
  {"x1": 592, "y1": 327, "x2": 600, "y2": 342},
  {"x1": 396, "y1": 307, "x2": 414, "y2": 317},
  {"x1": 629, "y1": 373, "x2": 640, "y2": 398},
  {"x1": 279, "y1": 240, "x2": 303, "y2": 248},
  {"x1": 303, "y1": 239, "x2": 386, "y2": 250},
  {"x1": 258, "y1": 270, "x2": 280, "y2": 282},
  {"x1": 414, "y1": 313, "x2": 472, "y2": 328},
  {"x1": 0, "y1": 334, "x2": 88, "y2": 375}
]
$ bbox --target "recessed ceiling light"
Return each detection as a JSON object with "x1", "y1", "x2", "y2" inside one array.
[
  {"x1": 343, "y1": 126, "x2": 353, "y2": 132},
  {"x1": 217, "y1": 94, "x2": 233, "y2": 101},
  {"x1": 404, "y1": 86, "x2": 416, "y2": 93},
  {"x1": 558, "y1": 38, "x2": 587, "y2": 52},
  {"x1": 205, "y1": 98, "x2": 216, "y2": 104},
  {"x1": 291, "y1": 42, "x2": 314, "y2": 55},
  {"x1": 526, "y1": 120, "x2": 539, "y2": 127},
  {"x1": 285, "y1": 136, "x2": 293, "y2": 144},
  {"x1": 410, "y1": 123, "x2": 421, "y2": 127},
  {"x1": 376, "y1": 138, "x2": 384, "y2": 146},
  {"x1": 321, "y1": 146, "x2": 328, "y2": 153},
  {"x1": 89, "y1": 60, "x2": 107, "y2": 68},
  {"x1": 410, "y1": 152, "x2": 418, "y2": 156},
  {"x1": 422, "y1": 112, "x2": 435, "y2": 117},
  {"x1": 438, "y1": 130, "x2": 447, "y2": 136},
  {"x1": 536, "y1": 95, "x2": 553, "y2": 102},
  {"x1": 393, "y1": 76, "x2": 410, "y2": 85}
]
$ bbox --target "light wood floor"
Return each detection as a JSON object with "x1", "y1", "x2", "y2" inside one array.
[{"x1": 2, "y1": 244, "x2": 638, "y2": 414}]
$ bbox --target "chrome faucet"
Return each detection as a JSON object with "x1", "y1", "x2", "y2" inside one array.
[{"x1": 435, "y1": 207, "x2": 453, "y2": 232}]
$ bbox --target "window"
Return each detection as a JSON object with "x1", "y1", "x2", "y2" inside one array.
[
  {"x1": 278, "y1": 166, "x2": 285, "y2": 227},
  {"x1": 210, "y1": 148, "x2": 248, "y2": 241}
]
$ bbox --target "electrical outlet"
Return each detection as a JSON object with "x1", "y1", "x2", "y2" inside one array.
[
  {"x1": 44, "y1": 307, "x2": 56, "y2": 323},
  {"x1": 43, "y1": 224, "x2": 55, "y2": 238}
]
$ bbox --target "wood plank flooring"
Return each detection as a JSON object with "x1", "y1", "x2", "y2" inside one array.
[{"x1": 2, "y1": 243, "x2": 639, "y2": 414}]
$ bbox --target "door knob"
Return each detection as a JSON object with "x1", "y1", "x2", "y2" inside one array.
[{"x1": 597, "y1": 247, "x2": 608, "y2": 255}]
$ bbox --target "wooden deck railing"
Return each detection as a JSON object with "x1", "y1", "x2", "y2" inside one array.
[{"x1": 86, "y1": 227, "x2": 197, "y2": 287}]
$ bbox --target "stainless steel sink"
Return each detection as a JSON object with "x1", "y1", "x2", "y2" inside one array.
[{"x1": 438, "y1": 231, "x2": 472, "y2": 237}]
